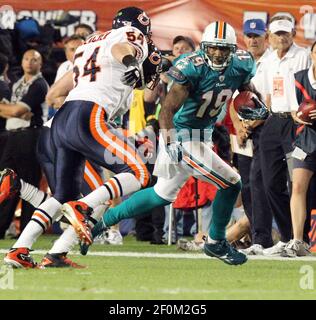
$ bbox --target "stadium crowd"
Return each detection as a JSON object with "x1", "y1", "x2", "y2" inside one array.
[{"x1": 0, "y1": 7, "x2": 315, "y2": 269}]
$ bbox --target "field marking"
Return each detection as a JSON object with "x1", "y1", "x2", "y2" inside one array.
[
  {"x1": 2, "y1": 284, "x2": 316, "y2": 298},
  {"x1": 1, "y1": 249, "x2": 316, "y2": 262}
]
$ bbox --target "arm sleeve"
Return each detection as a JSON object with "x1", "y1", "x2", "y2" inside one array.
[
  {"x1": 0, "y1": 83, "x2": 11, "y2": 101},
  {"x1": 20, "y1": 80, "x2": 48, "y2": 112}
]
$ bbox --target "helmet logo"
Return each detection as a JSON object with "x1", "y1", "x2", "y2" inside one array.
[
  {"x1": 138, "y1": 12, "x2": 150, "y2": 26},
  {"x1": 149, "y1": 52, "x2": 161, "y2": 65}
]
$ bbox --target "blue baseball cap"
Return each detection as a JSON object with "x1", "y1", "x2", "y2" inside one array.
[{"x1": 243, "y1": 19, "x2": 267, "y2": 36}]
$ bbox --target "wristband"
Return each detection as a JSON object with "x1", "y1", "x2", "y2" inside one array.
[{"x1": 122, "y1": 55, "x2": 138, "y2": 67}]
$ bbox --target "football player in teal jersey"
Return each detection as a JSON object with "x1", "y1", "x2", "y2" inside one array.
[{"x1": 79, "y1": 21, "x2": 268, "y2": 265}]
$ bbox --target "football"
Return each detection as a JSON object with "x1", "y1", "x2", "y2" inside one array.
[
  {"x1": 297, "y1": 99, "x2": 316, "y2": 123},
  {"x1": 233, "y1": 91, "x2": 256, "y2": 113}
]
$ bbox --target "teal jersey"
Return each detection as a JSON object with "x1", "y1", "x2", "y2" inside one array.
[{"x1": 168, "y1": 49, "x2": 256, "y2": 141}]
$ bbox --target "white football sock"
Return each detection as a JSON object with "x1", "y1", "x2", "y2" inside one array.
[
  {"x1": 207, "y1": 236, "x2": 219, "y2": 244},
  {"x1": 13, "y1": 197, "x2": 62, "y2": 249},
  {"x1": 81, "y1": 173, "x2": 141, "y2": 208},
  {"x1": 20, "y1": 179, "x2": 49, "y2": 208},
  {"x1": 48, "y1": 226, "x2": 78, "y2": 254}
]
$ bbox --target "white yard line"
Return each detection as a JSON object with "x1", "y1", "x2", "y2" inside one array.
[{"x1": 0, "y1": 249, "x2": 316, "y2": 261}]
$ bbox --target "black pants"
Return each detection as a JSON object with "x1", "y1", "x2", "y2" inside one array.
[
  {"x1": 259, "y1": 115, "x2": 295, "y2": 243},
  {"x1": 0, "y1": 127, "x2": 42, "y2": 238},
  {"x1": 237, "y1": 125, "x2": 274, "y2": 248}
]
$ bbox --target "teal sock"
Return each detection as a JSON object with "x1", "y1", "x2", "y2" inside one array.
[
  {"x1": 92, "y1": 187, "x2": 170, "y2": 238},
  {"x1": 209, "y1": 181, "x2": 241, "y2": 240}
]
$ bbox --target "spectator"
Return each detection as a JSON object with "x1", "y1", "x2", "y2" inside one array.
[
  {"x1": 74, "y1": 23, "x2": 94, "y2": 39},
  {"x1": 230, "y1": 19, "x2": 274, "y2": 255},
  {"x1": 259, "y1": 19, "x2": 310, "y2": 255},
  {"x1": 0, "y1": 49, "x2": 48, "y2": 238},
  {"x1": 268, "y1": 14, "x2": 295, "y2": 51},
  {"x1": 0, "y1": 52, "x2": 11, "y2": 178},
  {"x1": 54, "y1": 35, "x2": 84, "y2": 83},
  {"x1": 0, "y1": 53, "x2": 11, "y2": 132},
  {"x1": 282, "y1": 41, "x2": 316, "y2": 257},
  {"x1": 172, "y1": 35, "x2": 195, "y2": 57}
]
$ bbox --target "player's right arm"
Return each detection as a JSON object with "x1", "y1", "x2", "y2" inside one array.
[
  {"x1": 159, "y1": 82, "x2": 189, "y2": 144},
  {"x1": 111, "y1": 42, "x2": 137, "y2": 65},
  {"x1": 229, "y1": 100, "x2": 250, "y2": 147},
  {"x1": 159, "y1": 81, "x2": 189, "y2": 162},
  {"x1": 111, "y1": 27, "x2": 147, "y2": 87}
]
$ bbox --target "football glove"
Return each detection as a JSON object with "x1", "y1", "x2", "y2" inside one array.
[
  {"x1": 166, "y1": 141, "x2": 183, "y2": 163},
  {"x1": 121, "y1": 64, "x2": 142, "y2": 87},
  {"x1": 238, "y1": 96, "x2": 269, "y2": 120}
]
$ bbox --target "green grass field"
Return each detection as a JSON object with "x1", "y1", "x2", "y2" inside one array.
[{"x1": 0, "y1": 235, "x2": 315, "y2": 300}]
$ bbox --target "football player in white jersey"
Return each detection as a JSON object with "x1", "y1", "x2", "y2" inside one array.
[{"x1": 4, "y1": 7, "x2": 158, "y2": 268}]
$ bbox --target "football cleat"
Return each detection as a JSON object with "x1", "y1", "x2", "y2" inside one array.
[
  {"x1": 80, "y1": 218, "x2": 109, "y2": 256},
  {"x1": 38, "y1": 253, "x2": 86, "y2": 268},
  {"x1": 204, "y1": 240, "x2": 248, "y2": 265},
  {"x1": 61, "y1": 201, "x2": 93, "y2": 245},
  {"x1": 80, "y1": 242, "x2": 91, "y2": 256},
  {"x1": 4, "y1": 248, "x2": 37, "y2": 268},
  {"x1": 0, "y1": 168, "x2": 21, "y2": 205}
]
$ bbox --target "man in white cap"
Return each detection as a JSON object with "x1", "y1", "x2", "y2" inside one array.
[{"x1": 259, "y1": 18, "x2": 310, "y2": 256}]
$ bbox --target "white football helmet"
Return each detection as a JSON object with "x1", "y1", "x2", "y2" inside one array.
[{"x1": 201, "y1": 21, "x2": 237, "y2": 71}]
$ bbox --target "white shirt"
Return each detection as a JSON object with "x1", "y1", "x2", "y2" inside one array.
[
  {"x1": 308, "y1": 65, "x2": 316, "y2": 90},
  {"x1": 54, "y1": 60, "x2": 73, "y2": 83},
  {"x1": 251, "y1": 49, "x2": 271, "y2": 100},
  {"x1": 263, "y1": 43, "x2": 311, "y2": 112},
  {"x1": 65, "y1": 26, "x2": 148, "y2": 121}
]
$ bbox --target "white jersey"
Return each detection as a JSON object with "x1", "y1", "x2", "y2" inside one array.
[{"x1": 65, "y1": 26, "x2": 148, "y2": 120}]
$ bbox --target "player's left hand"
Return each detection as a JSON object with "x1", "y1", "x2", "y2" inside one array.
[
  {"x1": 121, "y1": 64, "x2": 141, "y2": 87},
  {"x1": 309, "y1": 110, "x2": 316, "y2": 120},
  {"x1": 135, "y1": 135, "x2": 154, "y2": 159}
]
